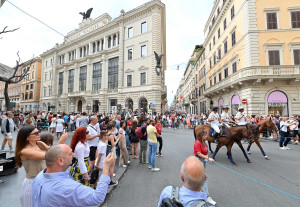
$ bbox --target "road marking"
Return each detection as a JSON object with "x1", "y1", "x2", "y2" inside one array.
[{"x1": 164, "y1": 140, "x2": 300, "y2": 201}]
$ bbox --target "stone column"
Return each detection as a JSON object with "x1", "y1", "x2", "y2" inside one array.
[
  {"x1": 102, "y1": 55, "x2": 108, "y2": 90},
  {"x1": 74, "y1": 63, "x2": 79, "y2": 92}
]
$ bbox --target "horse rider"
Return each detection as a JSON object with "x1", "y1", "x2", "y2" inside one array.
[
  {"x1": 235, "y1": 107, "x2": 249, "y2": 126},
  {"x1": 221, "y1": 106, "x2": 233, "y2": 128},
  {"x1": 208, "y1": 106, "x2": 221, "y2": 142}
]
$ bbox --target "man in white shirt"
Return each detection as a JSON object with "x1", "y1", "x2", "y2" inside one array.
[
  {"x1": 221, "y1": 106, "x2": 233, "y2": 128},
  {"x1": 87, "y1": 116, "x2": 101, "y2": 170},
  {"x1": 208, "y1": 107, "x2": 221, "y2": 142},
  {"x1": 69, "y1": 113, "x2": 76, "y2": 132},
  {"x1": 235, "y1": 107, "x2": 248, "y2": 126},
  {"x1": 279, "y1": 117, "x2": 292, "y2": 150},
  {"x1": 290, "y1": 116, "x2": 299, "y2": 144}
]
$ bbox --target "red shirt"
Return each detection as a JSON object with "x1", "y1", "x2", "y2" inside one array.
[
  {"x1": 127, "y1": 120, "x2": 132, "y2": 130},
  {"x1": 155, "y1": 124, "x2": 162, "y2": 135},
  {"x1": 194, "y1": 140, "x2": 208, "y2": 156},
  {"x1": 48, "y1": 115, "x2": 53, "y2": 122}
]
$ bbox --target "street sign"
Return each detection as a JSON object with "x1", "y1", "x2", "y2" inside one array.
[{"x1": 242, "y1": 99, "x2": 247, "y2": 104}]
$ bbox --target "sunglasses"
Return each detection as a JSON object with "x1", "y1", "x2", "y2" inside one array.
[
  {"x1": 86, "y1": 131, "x2": 89, "y2": 134},
  {"x1": 30, "y1": 131, "x2": 40, "y2": 136}
]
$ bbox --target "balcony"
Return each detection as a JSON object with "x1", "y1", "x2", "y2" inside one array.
[{"x1": 205, "y1": 66, "x2": 300, "y2": 96}]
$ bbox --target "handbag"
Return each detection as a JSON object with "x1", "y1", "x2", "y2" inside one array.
[{"x1": 89, "y1": 166, "x2": 99, "y2": 184}]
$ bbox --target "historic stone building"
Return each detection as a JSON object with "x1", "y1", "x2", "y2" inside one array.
[
  {"x1": 40, "y1": 0, "x2": 166, "y2": 113},
  {"x1": 177, "y1": 0, "x2": 300, "y2": 117}
]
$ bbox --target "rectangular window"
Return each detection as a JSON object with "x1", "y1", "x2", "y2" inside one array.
[
  {"x1": 113, "y1": 35, "x2": 117, "y2": 47},
  {"x1": 49, "y1": 87, "x2": 52, "y2": 96},
  {"x1": 69, "y1": 52, "x2": 72, "y2": 61},
  {"x1": 224, "y1": 67, "x2": 228, "y2": 78},
  {"x1": 232, "y1": 62, "x2": 237, "y2": 73},
  {"x1": 218, "y1": 48, "x2": 221, "y2": 59},
  {"x1": 209, "y1": 43, "x2": 211, "y2": 51},
  {"x1": 224, "y1": 40, "x2": 228, "y2": 54},
  {"x1": 79, "y1": 66, "x2": 87, "y2": 91},
  {"x1": 80, "y1": 48, "x2": 83, "y2": 57},
  {"x1": 223, "y1": 18, "x2": 227, "y2": 30},
  {"x1": 214, "y1": 76, "x2": 217, "y2": 84},
  {"x1": 218, "y1": 28, "x2": 221, "y2": 39},
  {"x1": 209, "y1": 59, "x2": 212, "y2": 69},
  {"x1": 93, "y1": 42, "x2": 96, "y2": 53},
  {"x1": 141, "y1": 22, "x2": 147, "y2": 33},
  {"x1": 219, "y1": 72, "x2": 222, "y2": 81},
  {"x1": 128, "y1": 27, "x2": 133, "y2": 38},
  {"x1": 68, "y1": 69, "x2": 74, "y2": 93},
  {"x1": 108, "y1": 57, "x2": 119, "y2": 90},
  {"x1": 294, "y1": 49, "x2": 300, "y2": 65},
  {"x1": 210, "y1": 79, "x2": 212, "y2": 86},
  {"x1": 25, "y1": 93, "x2": 28, "y2": 100},
  {"x1": 291, "y1": 11, "x2": 300, "y2": 28},
  {"x1": 97, "y1": 41, "x2": 100, "y2": 52},
  {"x1": 267, "y1": 13, "x2": 278, "y2": 29},
  {"x1": 58, "y1": 72, "x2": 63, "y2": 95},
  {"x1": 92, "y1": 62, "x2": 102, "y2": 91},
  {"x1": 45, "y1": 61, "x2": 48, "y2": 67},
  {"x1": 101, "y1": 40, "x2": 104, "y2": 50},
  {"x1": 29, "y1": 92, "x2": 33, "y2": 99},
  {"x1": 213, "y1": 54, "x2": 216, "y2": 65},
  {"x1": 231, "y1": 31, "x2": 236, "y2": 47},
  {"x1": 268, "y1": 50, "x2": 280, "y2": 65},
  {"x1": 30, "y1": 84, "x2": 33, "y2": 89},
  {"x1": 231, "y1": 5, "x2": 235, "y2": 20},
  {"x1": 44, "y1": 73, "x2": 47, "y2": 81},
  {"x1": 140, "y1": 72, "x2": 146, "y2": 85},
  {"x1": 26, "y1": 85, "x2": 29, "y2": 90},
  {"x1": 128, "y1": 49, "x2": 133, "y2": 60},
  {"x1": 213, "y1": 36, "x2": 215, "y2": 45},
  {"x1": 127, "y1": 75, "x2": 132, "y2": 87},
  {"x1": 108, "y1": 37, "x2": 112, "y2": 48},
  {"x1": 141, "y1": 45, "x2": 147, "y2": 57}
]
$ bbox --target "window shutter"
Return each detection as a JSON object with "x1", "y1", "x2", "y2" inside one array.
[{"x1": 294, "y1": 50, "x2": 300, "y2": 65}]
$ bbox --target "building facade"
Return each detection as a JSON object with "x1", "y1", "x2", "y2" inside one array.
[
  {"x1": 40, "y1": 0, "x2": 167, "y2": 114},
  {"x1": 20, "y1": 58, "x2": 42, "y2": 112},
  {"x1": 178, "y1": 0, "x2": 300, "y2": 117}
]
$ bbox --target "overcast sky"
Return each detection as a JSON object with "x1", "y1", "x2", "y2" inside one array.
[{"x1": 0, "y1": 0, "x2": 214, "y2": 105}]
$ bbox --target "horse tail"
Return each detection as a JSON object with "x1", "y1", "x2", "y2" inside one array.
[{"x1": 194, "y1": 126, "x2": 197, "y2": 140}]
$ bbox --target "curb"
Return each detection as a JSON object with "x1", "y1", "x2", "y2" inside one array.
[{"x1": 99, "y1": 165, "x2": 128, "y2": 207}]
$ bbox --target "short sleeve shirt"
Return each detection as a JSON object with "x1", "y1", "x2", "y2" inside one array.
[
  {"x1": 147, "y1": 125, "x2": 158, "y2": 143},
  {"x1": 96, "y1": 141, "x2": 107, "y2": 169},
  {"x1": 194, "y1": 140, "x2": 208, "y2": 156},
  {"x1": 87, "y1": 124, "x2": 100, "y2": 147},
  {"x1": 221, "y1": 112, "x2": 230, "y2": 123},
  {"x1": 208, "y1": 112, "x2": 219, "y2": 125},
  {"x1": 79, "y1": 116, "x2": 89, "y2": 127}
]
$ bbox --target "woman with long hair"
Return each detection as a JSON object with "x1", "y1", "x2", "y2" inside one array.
[
  {"x1": 69, "y1": 126, "x2": 90, "y2": 186},
  {"x1": 15, "y1": 126, "x2": 46, "y2": 207},
  {"x1": 56, "y1": 115, "x2": 65, "y2": 140},
  {"x1": 49, "y1": 114, "x2": 57, "y2": 133},
  {"x1": 130, "y1": 120, "x2": 139, "y2": 159},
  {"x1": 119, "y1": 120, "x2": 129, "y2": 167},
  {"x1": 194, "y1": 130, "x2": 216, "y2": 205}
]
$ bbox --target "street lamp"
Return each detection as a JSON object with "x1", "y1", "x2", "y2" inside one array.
[{"x1": 156, "y1": 66, "x2": 161, "y2": 75}]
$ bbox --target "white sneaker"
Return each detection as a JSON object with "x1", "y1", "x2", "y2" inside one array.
[
  {"x1": 151, "y1": 168, "x2": 160, "y2": 172},
  {"x1": 294, "y1": 141, "x2": 299, "y2": 145},
  {"x1": 284, "y1": 146, "x2": 290, "y2": 150},
  {"x1": 113, "y1": 173, "x2": 116, "y2": 177},
  {"x1": 207, "y1": 196, "x2": 216, "y2": 205},
  {"x1": 122, "y1": 165, "x2": 127, "y2": 168},
  {"x1": 9, "y1": 148, "x2": 14, "y2": 152},
  {"x1": 148, "y1": 165, "x2": 152, "y2": 169},
  {"x1": 279, "y1": 147, "x2": 286, "y2": 150},
  {"x1": 127, "y1": 161, "x2": 131, "y2": 164}
]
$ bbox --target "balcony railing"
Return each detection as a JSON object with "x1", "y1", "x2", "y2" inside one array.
[{"x1": 205, "y1": 65, "x2": 300, "y2": 95}]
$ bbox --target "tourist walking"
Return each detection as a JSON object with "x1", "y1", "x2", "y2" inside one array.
[
  {"x1": 279, "y1": 117, "x2": 292, "y2": 150},
  {"x1": 49, "y1": 114, "x2": 57, "y2": 133},
  {"x1": 155, "y1": 120, "x2": 163, "y2": 157},
  {"x1": 147, "y1": 120, "x2": 161, "y2": 172},
  {"x1": 55, "y1": 115, "x2": 65, "y2": 140},
  {"x1": 1, "y1": 111, "x2": 17, "y2": 152},
  {"x1": 119, "y1": 120, "x2": 129, "y2": 167},
  {"x1": 130, "y1": 120, "x2": 139, "y2": 159}
]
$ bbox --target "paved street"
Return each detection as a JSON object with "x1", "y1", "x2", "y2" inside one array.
[
  {"x1": 105, "y1": 128, "x2": 300, "y2": 207},
  {"x1": 1, "y1": 128, "x2": 300, "y2": 207}
]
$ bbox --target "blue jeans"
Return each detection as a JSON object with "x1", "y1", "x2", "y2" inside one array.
[
  {"x1": 279, "y1": 132, "x2": 291, "y2": 147},
  {"x1": 148, "y1": 141, "x2": 158, "y2": 168}
]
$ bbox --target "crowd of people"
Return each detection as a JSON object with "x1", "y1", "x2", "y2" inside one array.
[{"x1": 0, "y1": 107, "x2": 299, "y2": 207}]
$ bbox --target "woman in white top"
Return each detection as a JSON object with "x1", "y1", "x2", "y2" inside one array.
[
  {"x1": 70, "y1": 126, "x2": 90, "y2": 186},
  {"x1": 49, "y1": 114, "x2": 57, "y2": 133},
  {"x1": 55, "y1": 115, "x2": 65, "y2": 140}
]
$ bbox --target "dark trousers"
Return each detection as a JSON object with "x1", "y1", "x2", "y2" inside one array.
[
  {"x1": 157, "y1": 137, "x2": 163, "y2": 153},
  {"x1": 279, "y1": 132, "x2": 291, "y2": 147}
]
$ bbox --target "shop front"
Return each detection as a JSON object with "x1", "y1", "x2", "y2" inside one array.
[{"x1": 267, "y1": 91, "x2": 288, "y2": 116}]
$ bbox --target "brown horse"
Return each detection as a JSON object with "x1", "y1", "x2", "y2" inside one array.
[
  {"x1": 247, "y1": 118, "x2": 278, "y2": 159},
  {"x1": 194, "y1": 124, "x2": 255, "y2": 165}
]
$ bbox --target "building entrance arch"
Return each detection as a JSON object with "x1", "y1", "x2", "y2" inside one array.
[
  {"x1": 78, "y1": 100, "x2": 83, "y2": 113},
  {"x1": 139, "y1": 97, "x2": 148, "y2": 113},
  {"x1": 126, "y1": 98, "x2": 133, "y2": 113},
  {"x1": 267, "y1": 91, "x2": 288, "y2": 116},
  {"x1": 231, "y1": 95, "x2": 239, "y2": 115}
]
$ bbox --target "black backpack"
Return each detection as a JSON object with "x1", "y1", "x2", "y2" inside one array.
[{"x1": 160, "y1": 187, "x2": 210, "y2": 207}]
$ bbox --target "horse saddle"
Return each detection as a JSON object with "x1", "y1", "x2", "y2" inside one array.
[{"x1": 209, "y1": 126, "x2": 226, "y2": 137}]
